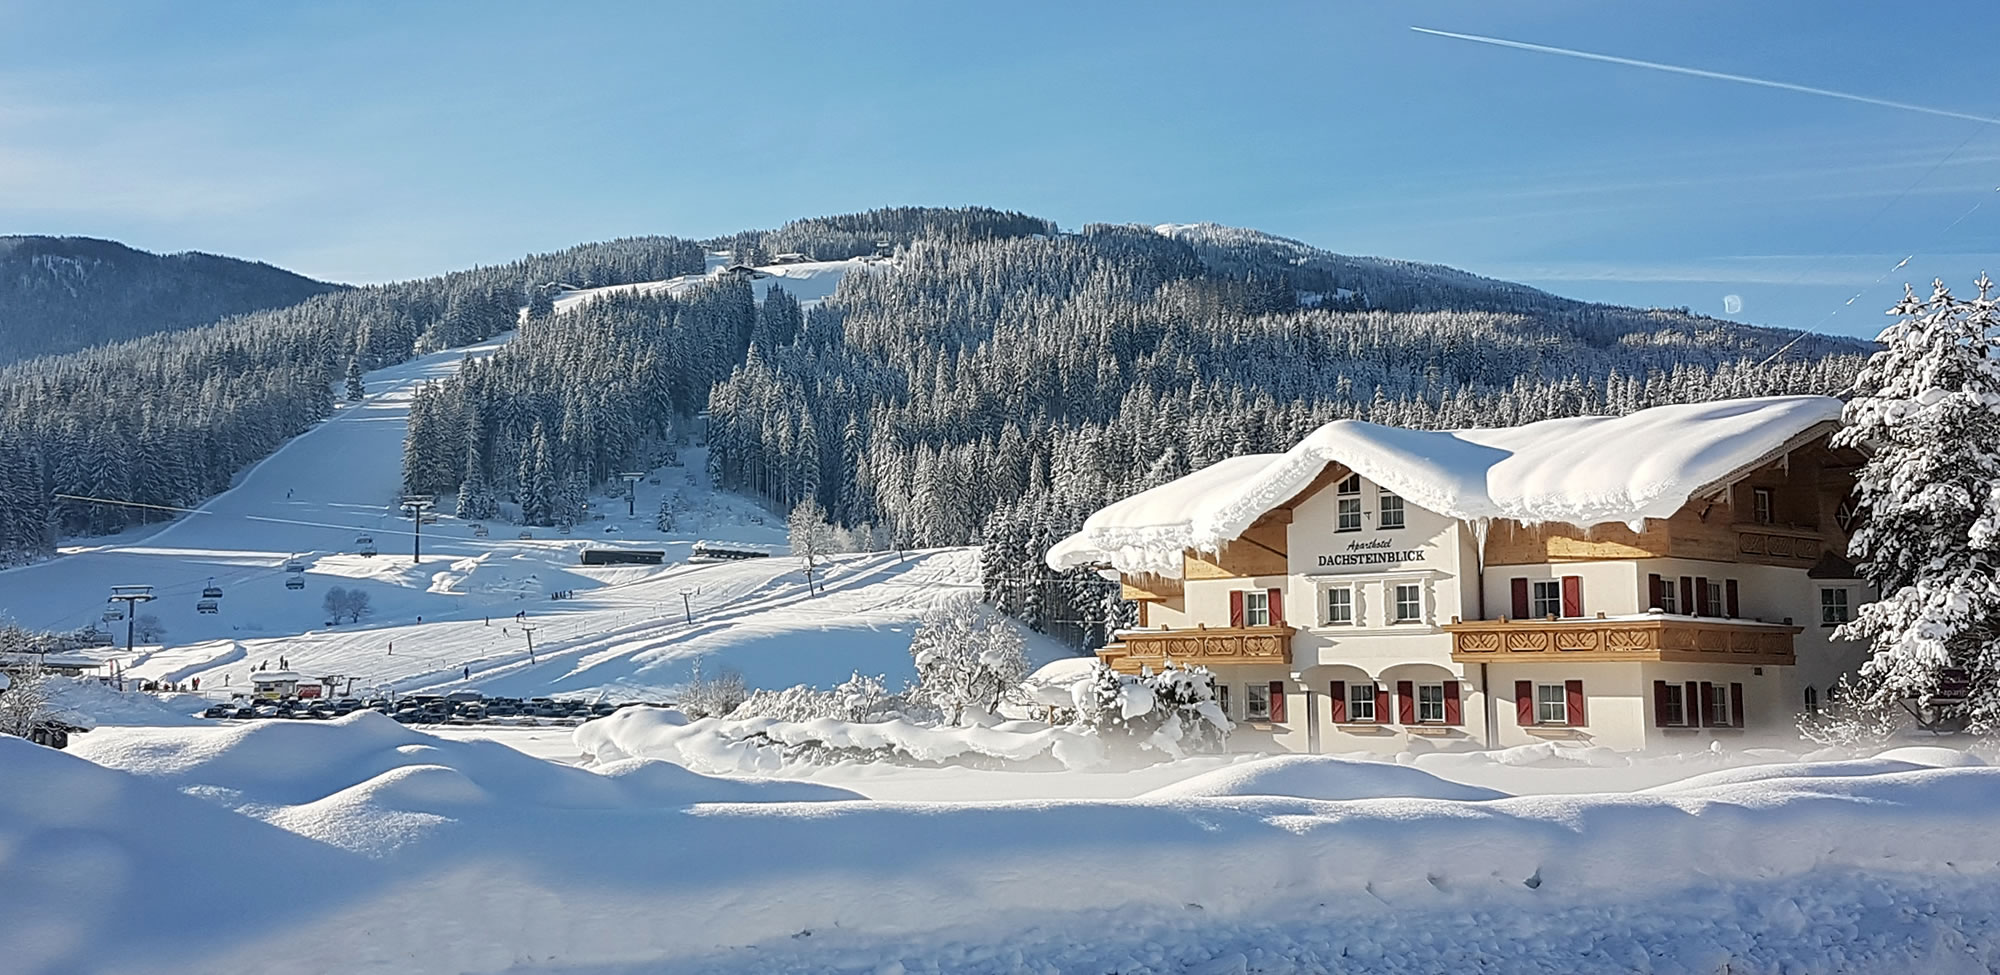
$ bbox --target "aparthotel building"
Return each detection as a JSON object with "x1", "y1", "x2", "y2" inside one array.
[{"x1": 1047, "y1": 396, "x2": 1872, "y2": 752}]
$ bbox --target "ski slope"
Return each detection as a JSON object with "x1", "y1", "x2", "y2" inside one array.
[
  {"x1": 550, "y1": 253, "x2": 884, "y2": 317},
  {"x1": 0, "y1": 307, "x2": 1068, "y2": 702}
]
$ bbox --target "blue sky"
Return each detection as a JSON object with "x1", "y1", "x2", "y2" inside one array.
[{"x1": 4, "y1": 1, "x2": 1998, "y2": 336}]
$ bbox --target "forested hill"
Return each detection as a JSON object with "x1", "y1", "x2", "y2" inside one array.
[
  {"x1": 397, "y1": 209, "x2": 1870, "y2": 651},
  {"x1": 0, "y1": 236, "x2": 344, "y2": 362}
]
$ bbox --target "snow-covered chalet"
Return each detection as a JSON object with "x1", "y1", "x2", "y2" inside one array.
[{"x1": 1047, "y1": 396, "x2": 1872, "y2": 752}]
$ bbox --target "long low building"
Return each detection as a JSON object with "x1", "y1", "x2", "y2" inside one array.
[{"x1": 1047, "y1": 395, "x2": 1872, "y2": 753}]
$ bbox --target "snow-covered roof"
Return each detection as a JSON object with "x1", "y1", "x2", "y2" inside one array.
[
  {"x1": 250, "y1": 671, "x2": 305, "y2": 683},
  {"x1": 1049, "y1": 396, "x2": 1843, "y2": 576}
]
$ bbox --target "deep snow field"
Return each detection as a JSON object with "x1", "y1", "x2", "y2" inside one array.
[{"x1": 6, "y1": 316, "x2": 2000, "y2": 973}]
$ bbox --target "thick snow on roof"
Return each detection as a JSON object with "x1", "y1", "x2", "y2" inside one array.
[{"x1": 1050, "y1": 396, "x2": 1843, "y2": 575}]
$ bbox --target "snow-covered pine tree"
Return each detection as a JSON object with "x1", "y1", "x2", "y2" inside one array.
[
  {"x1": 345, "y1": 360, "x2": 365, "y2": 401},
  {"x1": 1835, "y1": 275, "x2": 2000, "y2": 733}
]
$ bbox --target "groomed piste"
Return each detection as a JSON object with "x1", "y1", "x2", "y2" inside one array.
[{"x1": 6, "y1": 712, "x2": 1997, "y2": 974}]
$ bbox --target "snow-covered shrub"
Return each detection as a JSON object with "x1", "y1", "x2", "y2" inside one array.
[
  {"x1": 676, "y1": 658, "x2": 748, "y2": 719},
  {"x1": 1075, "y1": 661, "x2": 1230, "y2": 760},
  {"x1": 729, "y1": 671, "x2": 911, "y2": 723},
  {"x1": 1799, "y1": 675, "x2": 1909, "y2": 750},
  {"x1": 909, "y1": 594, "x2": 1028, "y2": 724},
  {"x1": 0, "y1": 656, "x2": 55, "y2": 738}
]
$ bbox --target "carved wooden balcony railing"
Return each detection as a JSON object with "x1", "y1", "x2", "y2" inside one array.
[
  {"x1": 1733, "y1": 524, "x2": 1827, "y2": 567},
  {"x1": 1097, "y1": 624, "x2": 1296, "y2": 674},
  {"x1": 1443, "y1": 615, "x2": 1798, "y2": 666}
]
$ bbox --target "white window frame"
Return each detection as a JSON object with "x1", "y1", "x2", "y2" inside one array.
[
  {"x1": 1325, "y1": 585, "x2": 1354, "y2": 626},
  {"x1": 1802, "y1": 685, "x2": 1817, "y2": 715},
  {"x1": 1820, "y1": 587, "x2": 1851, "y2": 627},
  {"x1": 1535, "y1": 683, "x2": 1568, "y2": 725},
  {"x1": 1659, "y1": 682, "x2": 1686, "y2": 727},
  {"x1": 1416, "y1": 683, "x2": 1446, "y2": 723},
  {"x1": 1658, "y1": 578, "x2": 1679, "y2": 615},
  {"x1": 1706, "y1": 581, "x2": 1724, "y2": 617},
  {"x1": 1377, "y1": 489, "x2": 1405, "y2": 530},
  {"x1": 1336, "y1": 474, "x2": 1363, "y2": 532},
  {"x1": 1242, "y1": 590, "x2": 1270, "y2": 627},
  {"x1": 1347, "y1": 682, "x2": 1376, "y2": 722},
  {"x1": 1530, "y1": 579, "x2": 1562, "y2": 618},
  {"x1": 1706, "y1": 683, "x2": 1732, "y2": 727},
  {"x1": 1245, "y1": 682, "x2": 1272, "y2": 721},
  {"x1": 1216, "y1": 683, "x2": 1232, "y2": 719},
  {"x1": 1392, "y1": 583, "x2": 1423, "y2": 623},
  {"x1": 1752, "y1": 487, "x2": 1774, "y2": 525}
]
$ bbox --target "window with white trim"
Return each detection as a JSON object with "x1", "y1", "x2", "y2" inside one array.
[
  {"x1": 1706, "y1": 683, "x2": 1732, "y2": 727},
  {"x1": 1378, "y1": 490, "x2": 1405, "y2": 530},
  {"x1": 1820, "y1": 587, "x2": 1852, "y2": 626},
  {"x1": 1347, "y1": 682, "x2": 1376, "y2": 722},
  {"x1": 1658, "y1": 578, "x2": 1679, "y2": 614},
  {"x1": 1325, "y1": 586, "x2": 1354, "y2": 625},
  {"x1": 1752, "y1": 487, "x2": 1774, "y2": 525},
  {"x1": 1245, "y1": 682, "x2": 1271, "y2": 721},
  {"x1": 1336, "y1": 474, "x2": 1362, "y2": 532},
  {"x1": 1242, "y1": 590, "x2": 1270, "y2": 627},
  {"x1": 1393, "y1": 583, "x2": 1422, "y2": 623},
  {"x1": 1536, "y1": 683, "x2": 1568, "y2": 725},
  {"x1": 1417, "y1": 683, "x2": 1446, "y2": 723},
  {"x1": 1706, "y1": 580, "x2": 1724, "y2": 616},
  {"x1": 1216, "y1": 683, "x2": 1231, "y2": 719},
  {"x1": 1531, "y1": 580, "x2": 1562, "y2": 618},
  {"x1": 1803, "y1": 685, "x2": 1817, "y2": 715},
  {"x1": 1659, "y1": 682, "x2": 1686, "y2": 726}
]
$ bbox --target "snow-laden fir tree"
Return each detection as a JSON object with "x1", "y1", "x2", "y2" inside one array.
[
  {"x1": 1834, "y1": 275, "x2": 2000, "y2": 733},
  {"x1": 344, "y1": 359, "x2": 365, "y2": 401}
]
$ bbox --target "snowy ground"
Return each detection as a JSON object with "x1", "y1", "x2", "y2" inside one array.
[
  {"x1": 6, "y1": 715, "x2": 1996, "y2": 975},
  {"x1": 550, "y1": 252, "x2": 883, "y2": 316}
]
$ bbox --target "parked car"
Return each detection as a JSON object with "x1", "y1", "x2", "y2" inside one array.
[{"x1": 203, "y1": 703, "x2": 235, "y2": 719}]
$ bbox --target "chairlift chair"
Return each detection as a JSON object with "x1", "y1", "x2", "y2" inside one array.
[
  {"x1": 201, "y1": 577, "x2": 225, "y2": 599},
  {"x1": 284, "y1": 558, "x2": 306, "y2": 574},
  {"x1": 285, "y1": 576, "x2": 306, "y2": 591},
  {"x1": 472, "y1": 524, "x2": 489, "y2": 538},
  {"x1": 103, "y1": 604, "x2": 125, "y2": 622},
  {"x1": 196, "y1": 599, "x2": 220, "y2": 615}
]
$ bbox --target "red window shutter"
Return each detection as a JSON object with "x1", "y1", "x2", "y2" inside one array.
[
  {"x1": 1443, "y1": 680, "x2": 1462, "y2": 725},
  {"x1": 1653, "y1": 680, "x2": 1671, "y2": 727},
  {"x1": 1565, "y1": 679, "x2": 1586, "y2": 727},
  {"x1": 1229, "y1": 590, "x2": 1245, "y2": 628},
  {"x1": 1648, "y1": 574, "x2": 1664, "y2": 610},
  {"x1": 1510, "y1": 578, "x2": 1530, "y2": 619},
  {"x1": 1330, "y1": 681, "x2": 1347, "y2": 723},
  {"x1": 1560, "y1": 575, "x2": 1583, "y2": 618},
  {"x1": 1680, "y1": 576, "x2": 1695, "y2": 615},
  {"x1": 1725, "y1": 579, "x2": 1740, "y2": 619},
  {"x1": 1396, "y1": 680, "x2": 1416, "y2": 724},
  {"x1": 1730, "y1": 682, "x2": 1746, "y2": 728},
  {"x1": 1267, "y1": 588, "x2": 1285, "y2": 626},
  {"x1": 1685, "y1": 681, "x2": 1700, "y2": 727},
  {"x1": 1267, "y1": 681, "x2": 1287, "y2": 723},
  {"x1": 1515, "y1": 680, "x2": 1534, "y2": 725},
  {"x1": 1375, "y1": 684, "x2": 1390, "y2": 723},
  {"x1": 1698, "y1": 682, "x2": 1716, "y2": 728},
  {"x1": 1694, "y1": 577, "x2": 1710, "y2": 616}
]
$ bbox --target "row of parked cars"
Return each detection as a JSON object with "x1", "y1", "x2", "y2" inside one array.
[{"x1": 201, "y1": 695, "x2": 660, "y2": 725}]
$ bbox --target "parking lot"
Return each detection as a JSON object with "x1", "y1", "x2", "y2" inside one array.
[{"x1": 201, "y1": 694, "x2": 661, "y2": 726}]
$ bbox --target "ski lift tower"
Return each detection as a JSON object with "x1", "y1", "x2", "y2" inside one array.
[
  {"x1": 106, "y1": 585, "x2": 155, "y2": 653},
  {"x1": 618, "y1": 472, "x2": 646, "y2": 517},
  {"x1": 400, "y1": 495, "x2": 436, "y2": 565}
]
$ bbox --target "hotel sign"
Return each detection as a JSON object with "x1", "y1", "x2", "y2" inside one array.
[{"x1": 1317, "y1": 537, "x2": 1427, "y2": 569}]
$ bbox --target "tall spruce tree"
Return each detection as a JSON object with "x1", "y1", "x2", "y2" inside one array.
[{"x1": 1835, "y1": 276, "x2": 2000, "y2": 733}]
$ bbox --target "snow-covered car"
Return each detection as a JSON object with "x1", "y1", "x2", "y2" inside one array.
[
  {"x1": 254, "y1": 705, "x2": 280, "y2": 718},
  {"x1": 604, "y1": 525, "x2": 620, "y2": 533},
  {"x1": 202, "y1": 704, "x2": 235, "y2": 719}
]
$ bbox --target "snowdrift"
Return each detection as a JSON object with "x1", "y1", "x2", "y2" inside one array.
[
  {"x1": 10, "y1": 719, "x2": 2000, "y2": 974},
  {"x1": 1143, "y1": 754, "x2": 1506, "y2": 802},
  {"x1": 574, "y1": 705, "x2": 1112, "y2": 773}
]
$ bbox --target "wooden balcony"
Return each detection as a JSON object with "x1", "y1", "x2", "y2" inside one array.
[
  {"x1": 1733, "y1": 524, "x2": 1827, "y2": 567},
  {"x1": 1097, "y1": 624, "x2": 1295, "y2": 674},
  {"x1": 1443, "y1": 615, "x2": 1798, "y2": 666}
]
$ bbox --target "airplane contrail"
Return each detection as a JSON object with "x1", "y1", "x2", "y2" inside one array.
[{"x1": 1411, "y1": 26, "x2": 2000, "y2": 126}]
